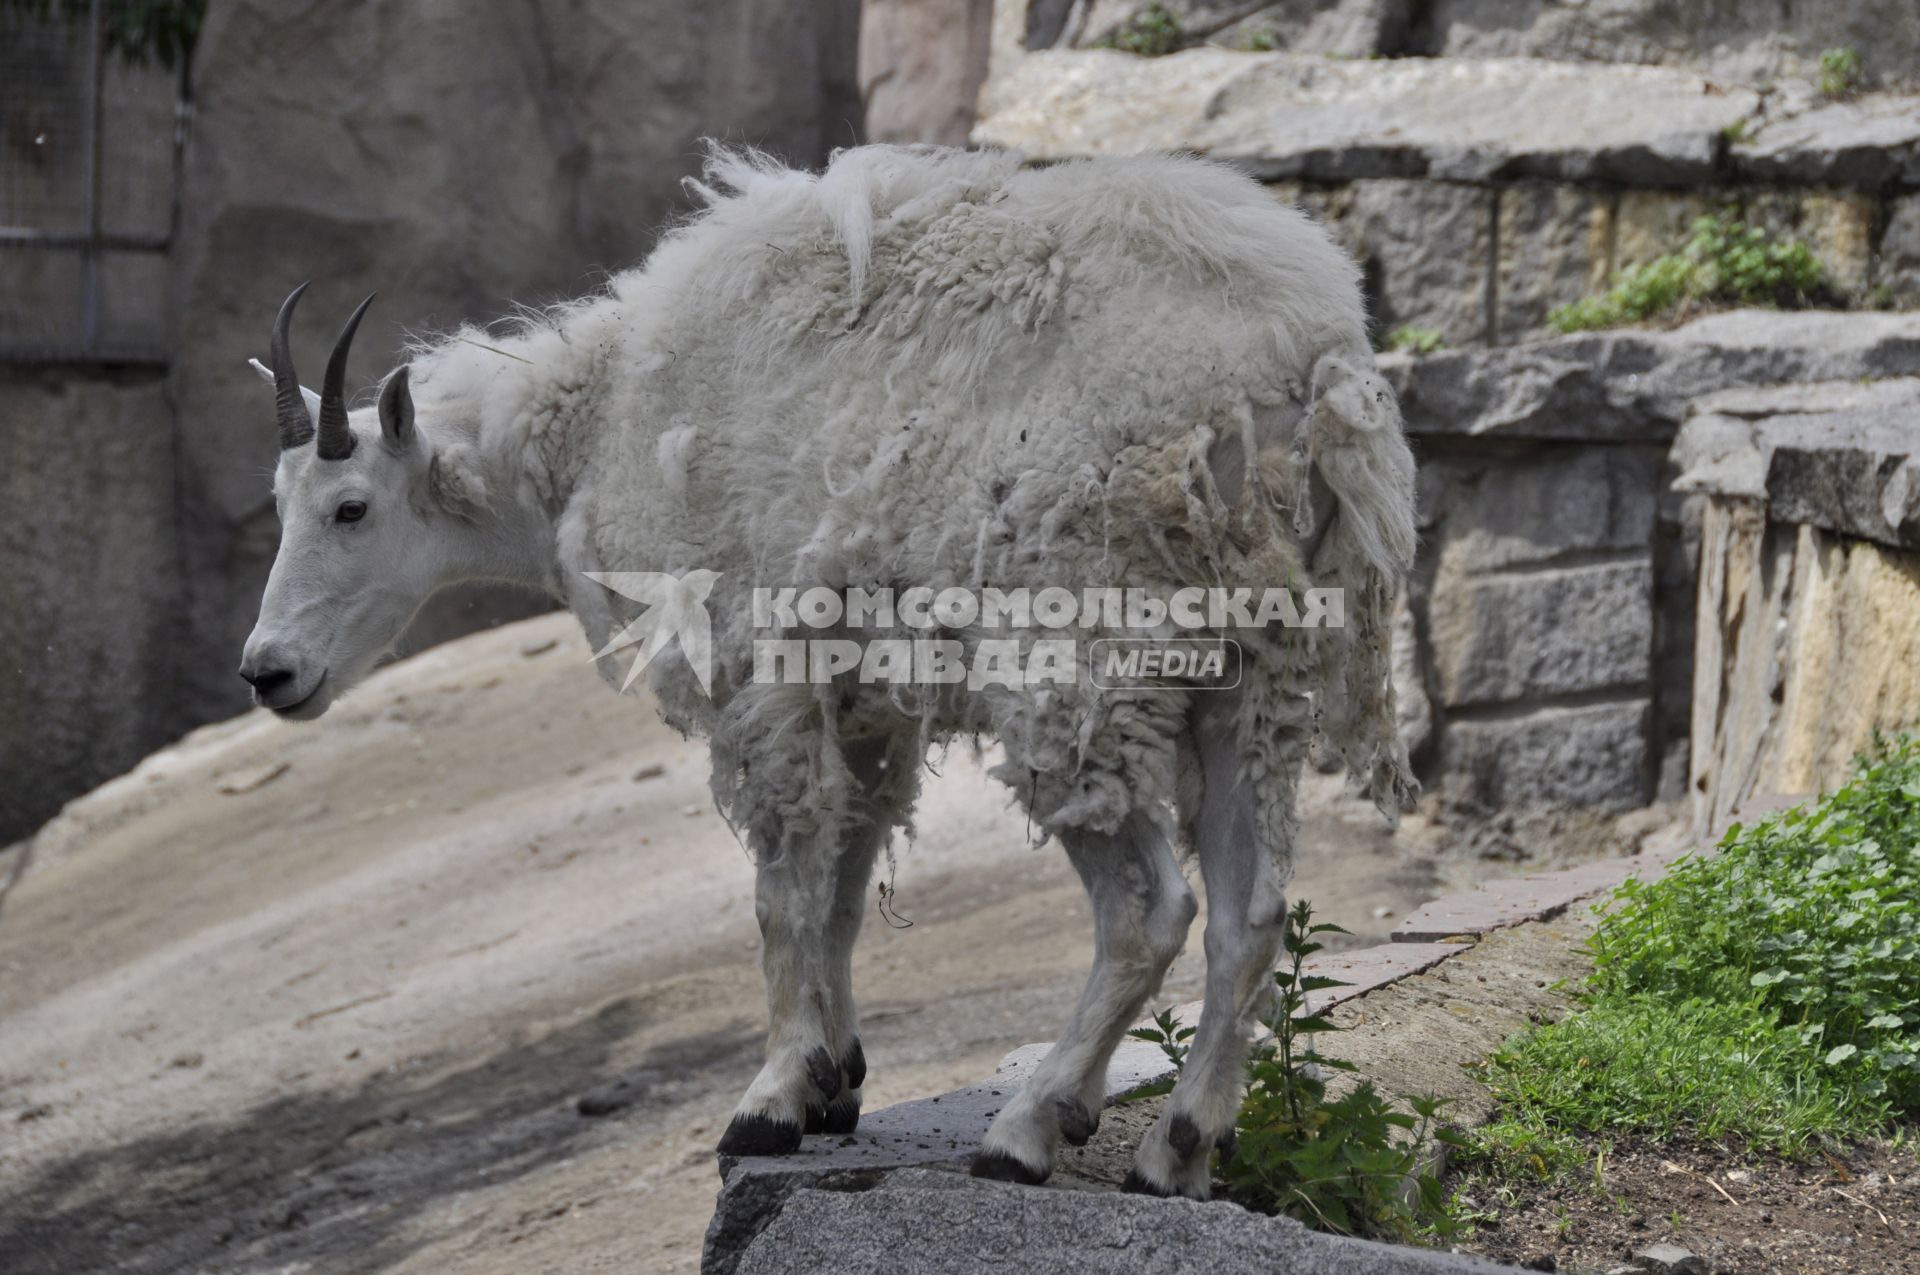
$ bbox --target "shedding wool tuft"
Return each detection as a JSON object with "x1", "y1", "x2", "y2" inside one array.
[{"x1": 408, "y1": 144, "x2": 1419, "y2": 873}]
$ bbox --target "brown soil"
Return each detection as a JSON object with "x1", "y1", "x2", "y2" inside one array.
[{"x1": 1454, "y1": 1136, "x2": 1920, "y2": 1274}]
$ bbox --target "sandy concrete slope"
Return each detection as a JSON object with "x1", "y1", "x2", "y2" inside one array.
[{"x1": 0, "y1": 613, "x2": 1451, "y2": 1274}]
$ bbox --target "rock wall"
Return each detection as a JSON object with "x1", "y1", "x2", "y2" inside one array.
[
  {"x1": 0, "y1": 369, "x2": 179, "y2": 842},
  {"x1": 979, "y1": 43, "x2": 1920, "y2": 346},
  {"x1": 1677, "y1": 378, "x2": 1920, "y2": 831},
  {"x1": 860, "y1": 0, "x2": 995, "y2": 145},
  {"x1": 1, "y1": 0, "x2": 862, "y2": 844},
  {"x1": 1389, "y1": 312, "x2": 1920, "y2": 810},
  {"x1": 1061, "y1": 1, "x2": 1920, "y2": 92}
]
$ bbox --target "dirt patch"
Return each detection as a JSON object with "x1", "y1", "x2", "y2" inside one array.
[{"x1": 1455, "y1": 1136, "x2": 1920, "y2": 1274}]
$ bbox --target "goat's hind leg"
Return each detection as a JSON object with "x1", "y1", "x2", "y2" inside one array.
[
  {"x1": 971, "y1": 810, "x2": 1197, "y2": 1184},
  {"x1": 1128, "y1": 693, "x2": 1302, "y2": 1198},
  {"x1": 717, "y1": 735, "x2": 904, "y2": 1155}
]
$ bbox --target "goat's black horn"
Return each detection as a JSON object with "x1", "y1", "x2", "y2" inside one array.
[
  {"x1": 317, "y1": 292, "x2": 376, "y2": 461},
  {"x1": 271, "y1": 282, "x2": 313, "y2": 450}
]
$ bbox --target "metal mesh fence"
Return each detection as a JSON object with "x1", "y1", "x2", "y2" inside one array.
[{"x1": 1, "y1": 0, "x2": 183, "y2": 363}]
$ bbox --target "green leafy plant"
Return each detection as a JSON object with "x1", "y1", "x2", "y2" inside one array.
[
  {"x1": 1819, "y1": 46, "x2": 1863, "y2": 98},
  {"x1": 1095, "y1": 4, "x2": 1184, "y2": 58},
  {"x1": 1122, "y1": 1006, "x2": 1196, "y2": 1100},
  {"x1": 1384, "y1": 325, "x2": 1445, "y2": 356},
  {"x1": 1141, "y1": 901, "x2": 1460, "y2": 1238},
  {"x1": 3, "y1": 0, "x2": 205, "y2": 70},
  {"x1": 1549, "y1": 213, "x2": 1823, "y2": 333},
  {"x1": 1471, "y1": 735, "x2": 1920, "y2": 1167},
  {"x1": 1226, "y1": 902, "x2": 1463, "y2": 1238},
  {"x1": 1238, "y1": 29, "x2": 1278, "y2": 52}
]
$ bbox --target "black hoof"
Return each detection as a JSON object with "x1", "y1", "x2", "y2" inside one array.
[
  {"x1": 1167, "y1": 1114, "x2": 1202, "y2": 1159},
  {"x1": 822, "y1": 1093, "x2": 861, "y2": 1135},
  {"x1": 717, "y1": 1112, "x2": 802, "y2": 1157},
  {"x1": 842, "y1": 1039, "x2": 867, "y2": 1090},
  {"x1": 805, "y1": 1046, "x2": 842, "y2": 1101},
  {"x1": 1055, "y1": 1096, "x2": 1098, "y2": 1147},
  {"x1": 802, "y1": 1102, "x2": 828, "y2": 1135},
  {"x1": 1122, "y1": 1168, "x2": 1177, "y2": 1198},
  {"x1": 1216, "y1": 1127, "x2": 1238, "y2": 1168},
  {"x1": 970, "y1": 1148, "x2": 1051, "y2": 1186}
]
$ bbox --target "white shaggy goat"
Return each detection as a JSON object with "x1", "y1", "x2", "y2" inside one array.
[{"x1": 240, "y1": 144, "x2": 1417, "y2": 1197}]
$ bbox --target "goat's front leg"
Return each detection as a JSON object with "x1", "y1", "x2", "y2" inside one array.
[
  {"x1": 971, "y1": 810, "x2": 1196, "y2": 1184},
  {"x1": 717, "y1": 738, "x2": 900, "y2": 1156}
]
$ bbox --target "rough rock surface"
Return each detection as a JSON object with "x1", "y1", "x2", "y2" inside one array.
[
  {"x1": 976, "y1": 48, "x2": 1761, "y2": 185},
  {"x1": 1065, "y1": 0, "x2": 1920, "y2": 90},
  {"x1": 1428, "y1": 560, "x2": 1654, "y2": 708},
  {"x1": 1690, "y1": 507, "x2": 1920, "y2": 834},
  {"x1": 713, "y1": 1167, "x2": 1509, "y2": 1275},
  {"x1": 0, "y1": 369, "x2": 178, "y2": 842},
  {"x1": 1419, "y1": 0, "x2": 1920, "y2": 91},
  {"x1": 1382, "y1": 311, "x2": 1920, "y2": 442},
  {"x1": 860, "y1": 0, "x2": 995, "y2": 145},
  {"x1": 1441, "y1": 700, "x2": 1653, "y2": 811},
  {"x1": 1675, "y1": 377, "x2": 1920, "y2": 547}
]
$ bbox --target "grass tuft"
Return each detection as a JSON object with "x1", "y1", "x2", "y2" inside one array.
[
  {"x1": 1548, "y1": 213, "x2": 1822, "y2": 333},
  {"x1": 1095, "y1": 4, "x2": 1184, "y2": 58},
  {"x1": 1468, "y1": 734, "x2": 1920, "y2": 1175}
]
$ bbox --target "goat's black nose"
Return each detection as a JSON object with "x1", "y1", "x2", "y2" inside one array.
[{"x1": 241, "y1": 666, "x2": 295, "y2": 697}]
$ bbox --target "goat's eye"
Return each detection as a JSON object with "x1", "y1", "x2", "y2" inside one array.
[{"x1": 336, "y1": 500, "x2": 368, "y2": 524}]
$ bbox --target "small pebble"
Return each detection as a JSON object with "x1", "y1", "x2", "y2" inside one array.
[{"x1": 1632, "y1": 1243, "x2": 1706, "y2": 1275}]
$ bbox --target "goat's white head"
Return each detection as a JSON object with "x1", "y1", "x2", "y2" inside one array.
[{"x1": 239, "y1": 284, "x2": 452, "y2": 720}]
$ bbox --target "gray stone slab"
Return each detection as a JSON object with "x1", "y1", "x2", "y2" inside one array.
[
  {"x1": 1394, "y1": 858, "x2": 1644, "y2": 942},
  {"x1": 1429, "y1": 560, "x2": 1654, "y2": 707},
  {"x1": 1732, "y1": 91, "x2": 1920, "y2": 188},
  {"x1": 1313, "y1": 179, "x2": 1494, "y2": 347},
  {"x1": 1884, "y1": 194, "x2": 1920, "y2": 305},
  {"x1": 715, "y1": 1166, "x2": 1513, "y2": 1274},
  {"x1": 1419, "y1": 447, "x2": 1662, "y2": 574},
  {"x1": 1384, "y1": 311, "x2": 1920, "y2": 442},
  {"x1": 1441, "y1": 699, "x2": 1651, "y2": 810},
  {"x1": 1671, "y1": 377, "x2": 1920, "y2": 548},
  {"x1": 974, "y1": 48, "x2": 1758, "y2": 186}
]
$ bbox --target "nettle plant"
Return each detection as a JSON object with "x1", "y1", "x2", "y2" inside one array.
[
  {"x1": 1133, "y1": 900, "x2": 1461, "y2": 1239},
  {"x1": 1594, "y1": 733, "x2": 1920, "y2": 1112}
]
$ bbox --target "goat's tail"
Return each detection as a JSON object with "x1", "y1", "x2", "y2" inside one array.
[{"x1": 1297, "y1": 347, "x2": 1420, "y2": 823}]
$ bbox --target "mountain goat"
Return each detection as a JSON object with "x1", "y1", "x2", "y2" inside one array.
[{"x1": 240, "y1": 144, "x2": 1416, "y2": 1198}]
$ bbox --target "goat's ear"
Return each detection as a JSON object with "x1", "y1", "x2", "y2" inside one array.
[
  {"x1": 378, "y1": 366, "x2": 416, "y2": 452},
  {"x1": 250, "y1": 358, "x2": 320, "y2": 422}
]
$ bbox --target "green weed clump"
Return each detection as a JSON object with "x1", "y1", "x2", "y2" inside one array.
[
  {"x1": 1384, "y1": 325, "x2": 1446, "y2": 355},
  {"x1": 1096, "y1": 4, "x2": 1184, "y2": 57},
  {"x1": 1819, "y1": 46, "x2": 1863, "y2": 97},
  {"x1": 1475, "y1": 735, "x2": 1920, "y2": 1165},
  {"x1": 1548, "y1": 214, "x2": 1822, "y2": 333},
  {"x1": 1134, "y1": 901, "x2": 1461, "y2": 1239}
]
